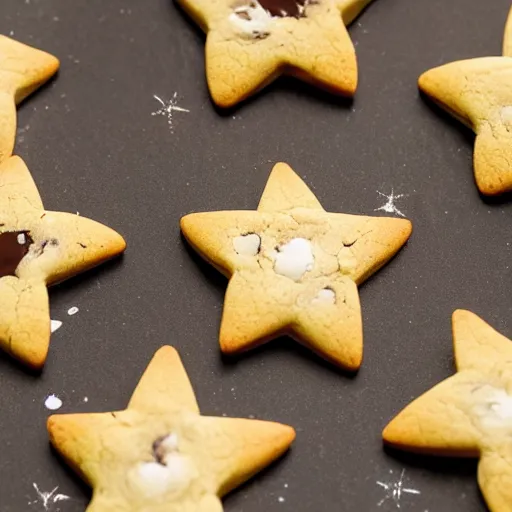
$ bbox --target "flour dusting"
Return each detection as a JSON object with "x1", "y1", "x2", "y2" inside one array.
[
  {"x1": 28, "y1": 483, "x2": 70, "y2": 511},
  {"x1": 375, "y1": 189, "x2": 406, "y2": 218},
  {"x1": 376, "y1": 469, "x2": 420, "y2": 508},
  {"x1": 152, "y1": 93, "x2": 190, "y2": 133}
]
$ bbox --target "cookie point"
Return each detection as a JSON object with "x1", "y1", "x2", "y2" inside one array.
[
  {"x1": 154, "y1": 345, "x2": 179, "y2": 359},
  {"x1": 26, "y1": 351, "x2": 48, "y2": 370},
  {"x1": 452, "y1": 308, "x2": 471, "y2": 319},
  {"x1": 475, "y1": 175, "x2": 509, "y2": 196},
  {"x1": 219, "y1": 337, "x2": 242, "y2": 355},
  {"x1": 179, "y1": 214, "x2": 192, "y2": 230},
  {"x1": 394, "y1": 217, "x2": 413, "y2": 239},
  {"x1": 281, "y1": 423, "x2": 297, "y2": 446},
  {"x1": 208, "y1": 83, "x2": 240, "y2": 109},
  {"x1": 417, "y1": 68, "x2": 439, "y2": 96},
  {"x1": 374, "y1": 216, "x2": 412, "y2": 247},
  {"x1": 11, "y1": 340, "x2": 49, "y2": 370},
  {"x1": 46, "y1": 414, "x2": 65, "y2": 439},
  {"x1": 38, "y1": 50, "x2": 60, "y2": 79},
  {"x1": 452, "y1": 309, "x2": 475, "y2": 327},
  {"x1": 344, "y1": 352, "x2": 363, "y2": 372},
  {"x1": 381, "y1": 418, "x2": 403, "y2": 445}
]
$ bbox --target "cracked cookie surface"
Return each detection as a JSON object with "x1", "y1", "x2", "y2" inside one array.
[
  {"x1": 418, "y1": 6, "x2": 512, "y2": 195},
  {"x1": 48, "y1": 346, "x2": 295, "y2": 512},
  {"x1": 180, "y1": 162, "x2": 412, "y2": 370},
  {"x1": 383, "y1": 310, "x2": 512, "y2": 512},
  {"x1": 175, "y1": 0, "x2": 374, "y2": 107},
  {"x1": 0, "y1": 156, "x2": 126, "y2": 369},
  {"x1": 0, "y1": 35, "x2": 59, "y2": 164}
]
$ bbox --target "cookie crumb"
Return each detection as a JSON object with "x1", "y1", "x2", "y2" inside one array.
[
  {"x1": 50, "y1": 320, "x2": 62, "y2": 333},
  {"x1": 44, "y1": 394, "x2": 63, "y2": 411}
]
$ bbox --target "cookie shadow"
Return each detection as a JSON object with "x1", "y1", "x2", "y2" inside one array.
[
  {"x1": 383, "y1": 445, "x2": 488, "y2": 509},
  {"x1": 478, "y1": 189, "x2": 512, "y2": 206},
  {"x1": 48, "y1": 443, "x2": 92, "y2": 502},
  {"x1": 49, "y1": 254, "x2": 125, "y2": 300},
  {"x1": 0, "y1": 349, "x2": 43, "y2": 377},
  {"x1": 212, "y1": 75, "x2": 355, "y2": 118},
  {"x1": 383, "y1": 445, "x2": 478, "y2": 476},
  {"x1": 172, "y1": 0, "x2": 207, "y2": 43},
  {"x1": 181, "y1": 234, "x2": 228, "y2": 295},
  {"x1": 418, "y1": 90, "x2": 475, "y2": 147},
  {"x1": 20, "y1": 72, "x2": 60, "y2": 110},
  {"x1": 220, "y1": 335, "x2": 359, "y2": 380},
  {"x1": 223, "y1": 448, "x2": 294, "y2": 505}
]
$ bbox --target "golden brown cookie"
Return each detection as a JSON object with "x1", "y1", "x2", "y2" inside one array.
[
  {"x1": 48, "y1": 346, "x2": 295, "y2": 511},
  {"x1": 181, "y1": 162, "x2": 412, "y2": 370},
  {"x1": 0, "y1": 156, "x2": 126, "y2": 369},
  {"x1": 175, "y1": 0, "x2": 374, "y2": 107},
  {"x1": 0, "y1": 35, "x2": 59, "y2": 163},
  {"x1": 383, "y1": 310, "x2": 512, "y2": 512},
  {"x1": 418, "y1": 7, "x2": 512, "y2": 195}
]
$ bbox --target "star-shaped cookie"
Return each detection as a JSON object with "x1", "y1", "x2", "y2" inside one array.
[
  {"x1": 0, "y1": 156, "x2": 126, "y2": 369},
  {"x1": 48, "y1": 346, "x2": 295, "y2": 511},
  {"x1": 176, "y1": 0, "x2": 374, "y2": 107},
  {"x1": 383, "y1": 310, "x2": 512, "y2": 512},
  {"x1": 180, "y1": 163, "x2": 412, "y2": 370},
  {"x1": 418, "y1": 7, "x2": 512, "y2": 195},
  {"x1": 0, "y1": 35, "x2": 59, "y2": 163}
]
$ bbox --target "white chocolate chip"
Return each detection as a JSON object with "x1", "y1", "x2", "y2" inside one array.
[
  {"x1": 312, "y1": 288, "x2": 336, "y2": 305},
  {"x1": 473, "y1": 386, "x2": 512, "y2": 429},
  {"x1": 136, "y1": 462, "x2": 175, "y2": 496},
  {"x1": 44, "y1": 394, "x2": 63, "y2": 411},
  {"x1": 131, "y1": 432, "x2": 196, "y2": 497},
  {"x1": 50, "y1": 320, "x2": 63, "y2": 333},
  {"x1": 17, "y1": 233, "x2": 26, "y2": 245},
  {"x1": 501, "y1": 106, "x2": 512, "y2": 125},
  {"x1": 273, "y1": 238, "x2": 314, "y2": 281},
  {"x1": 486, "y1": 389, "x2": 512, "y2": 419},
  {"x1": 233, "y1": 233, "x2": 261, "y2": 256},
  {"x1": 134, "y1": 456, "x2": 195, "y2": 496},
  {"x1": 229, "y1": 2, "x2": 272, "y2": 38}
]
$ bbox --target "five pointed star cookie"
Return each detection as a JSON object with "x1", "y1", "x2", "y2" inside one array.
[
  {"x1": 0, "y1": 35, "x2": 59, "y2": 163},
  {"x1": 0, "y1": 156, "x2": 126, "y2": 369},
  {"x1": 418, "y1": 7, "x2": 512, "y2": 195},
  {"x1": 176, "y1": 0, "x2": 374, "y2": 107},
  {"x1": 180, "y1": 163, "x2": 412, "y2": 370},
  {"x1": 48, "y1": 346, "x2": 295, "y2": 512},
  {"x1": 383, "y1": 310, "x2": 512, "y2": 512}
]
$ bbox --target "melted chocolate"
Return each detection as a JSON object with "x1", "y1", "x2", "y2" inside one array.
[
  {"x1": 259, "y1": 0, "x2": 309, "y2": 18},
  {"x1": 0, "y1": 231, "x2": 34, "y2": 278}
]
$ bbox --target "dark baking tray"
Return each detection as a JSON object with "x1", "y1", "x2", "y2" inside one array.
[{"x1": 1, "y1": 0, "x2": 510, "y2": 510}]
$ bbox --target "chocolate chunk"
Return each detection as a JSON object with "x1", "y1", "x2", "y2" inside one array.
[
  {"x1": 259, "y1": 0, "x2": 308, "y2": 18},
  {"x1": 0, "y1": 231, "x2": 34, "y2": 278},
  {"x1": 152, "y1": 436, "x2": 168, "y2": 465}
]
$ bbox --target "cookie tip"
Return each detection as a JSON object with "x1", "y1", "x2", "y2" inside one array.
[
  {"x1": 11, "y1": 342, "x2": 49, "y2": 371},
  {"x1": 153, "y1": 345, "x2": 179, "y2": 361},
  {"x1": 452, "y1": 309, "x2": 471, "y2": 321},
  {"x1": 281, "y1": 423, "x2": 297, "y2": 447},
  {"x1": 381, "y1": 418, "x2": 404, "y2": 446},
  {"x1": 46, "y1": 414, "x2": 65, "y2": 443}
]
